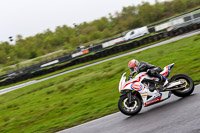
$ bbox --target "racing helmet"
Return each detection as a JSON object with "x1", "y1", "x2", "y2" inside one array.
[{"x1": 128, "y1": 59, "x2": 140, "y2": 73}]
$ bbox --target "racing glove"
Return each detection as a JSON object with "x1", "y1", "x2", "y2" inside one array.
[{"x1": 128, "y1": 72, "x2": 136, "y2": 80}]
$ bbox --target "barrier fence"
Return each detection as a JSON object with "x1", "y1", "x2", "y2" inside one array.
[
  {"x1": 1, "y1": 21, "x2": 200, "y2": 86},
  {"x1": 2, "y1": 8, "x2": 200, "y2": 86}
]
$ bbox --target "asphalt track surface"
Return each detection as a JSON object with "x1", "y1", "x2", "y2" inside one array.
[
  {"x1": 58, "y1": 84, "x2": 200, "y2": 133},
  {"x1": 1, "y1": 29, "x2": 200, "y2": 96}
]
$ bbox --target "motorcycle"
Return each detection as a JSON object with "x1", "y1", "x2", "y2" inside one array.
[{"x1": 118, "y1": 63, "x2": 194, "y2": 116}]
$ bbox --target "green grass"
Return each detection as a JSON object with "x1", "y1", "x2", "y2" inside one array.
[{"x1": 0, "y1": 34, "x2": 200, "y2": 133}]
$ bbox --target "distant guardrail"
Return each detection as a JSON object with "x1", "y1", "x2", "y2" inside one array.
[
  {"x1": 1, "y1": 21, "x2": 200, "y2": 86},
  {"x1": 1, "y1": 8, "x2": 200, "y2": 86}
]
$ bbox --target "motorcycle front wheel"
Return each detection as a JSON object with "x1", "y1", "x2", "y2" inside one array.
[{"x1": 118, "y1": 94, "x2": 142, "y2": 116}]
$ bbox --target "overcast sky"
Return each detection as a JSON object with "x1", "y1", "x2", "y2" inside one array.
[{"x1": 0, "y1": 0, "x2": 169, "y2": 42}]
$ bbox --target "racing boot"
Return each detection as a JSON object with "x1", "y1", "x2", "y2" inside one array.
[{"x1": 158, "y1": 75, "x2": 169, "y2": 91}]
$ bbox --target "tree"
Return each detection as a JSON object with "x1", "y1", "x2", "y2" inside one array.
[
  {"x1": 29, "y1": 51, "x2": 37, "y2": 59},
  {"x1": 0, "y1": 51, "x2": 7, "y2": 64},
  {"x1": 89, "y1": 31, "x2": 102, "y2": 41},
  {"x1": 1, "y1": 0, "x2": 200, "y2": 68}
]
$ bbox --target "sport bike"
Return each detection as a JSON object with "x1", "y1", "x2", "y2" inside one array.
[{"x1": 118, "y1": 63, "x2": 194, "y2": 116}]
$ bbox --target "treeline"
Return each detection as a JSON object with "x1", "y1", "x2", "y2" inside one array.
[{"x1": 0, "y1": 0, "x2": 200, "y2": 66}]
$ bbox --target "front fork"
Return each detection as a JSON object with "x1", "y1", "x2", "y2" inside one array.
[
  {"x1": 127, "y1": 91, "x2": 137, "y2": 106},
  {"x1": 127, "y1": 91, "x2": 132, "y2": 106}
]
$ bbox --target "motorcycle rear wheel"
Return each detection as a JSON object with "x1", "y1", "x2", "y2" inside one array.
[
  {"x1": 118, "y1": 94, "x2": 142, "y2": 116},
  {"x1": 171, "y1": 74, "x2": 194, "y2": 97}
]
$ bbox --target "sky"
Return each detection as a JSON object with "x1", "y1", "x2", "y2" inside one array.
[{"x1": 0, "y1": 0, "x2": 169, "y2": 42}]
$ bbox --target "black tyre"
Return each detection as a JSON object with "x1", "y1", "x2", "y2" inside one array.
[
  {"x1": 171, "y1": 74, "x2": 194, "y2": 97},
  {"x1": 118, "y1": 94, "x2": 142, "y2": 116}
]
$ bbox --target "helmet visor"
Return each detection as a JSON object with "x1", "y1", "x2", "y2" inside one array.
[{"x1": 129, "y1": 67, "x2": 135, "y2": 72}]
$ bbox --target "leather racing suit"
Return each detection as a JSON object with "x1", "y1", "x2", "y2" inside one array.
[{"x1": 129, "y1": 61, "x2": 164, "y2": 82}]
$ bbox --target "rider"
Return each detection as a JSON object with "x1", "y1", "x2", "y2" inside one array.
[{"x1": 128, "y1": 59, "x2": 168, "y2": 91}]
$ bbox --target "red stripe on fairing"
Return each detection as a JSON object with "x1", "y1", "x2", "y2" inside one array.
[
  {"x1": 123, "y1": 74, "x2": 147, "y2": 89},
  {"x1": 162, "y1": 66, "x2": 168, "y2": 76},
  {"x1": 144, "y1": 96, "x2": 162, "y2": 106}
]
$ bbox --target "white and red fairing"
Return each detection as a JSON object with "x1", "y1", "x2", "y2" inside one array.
[{"x1": 119, "y1": 64, "x2": 174, "y2": 106}]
